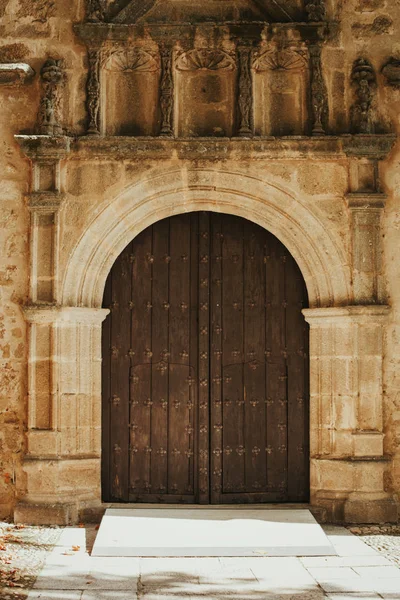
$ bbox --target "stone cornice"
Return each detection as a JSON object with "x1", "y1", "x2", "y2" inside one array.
[
  {"x1": 74, "y1": 21, "x2": 334, "y2": 46},
  {"x1": 15, "y1": 135, "x2": 71, "y2": 161},
  {"x1": 15, "y1": 134, "x2": 396, "y2": 162}
]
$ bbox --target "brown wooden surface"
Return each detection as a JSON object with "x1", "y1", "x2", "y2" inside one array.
[{"x1": 102, "y1": 212, "x2": 309, "y2": 503}]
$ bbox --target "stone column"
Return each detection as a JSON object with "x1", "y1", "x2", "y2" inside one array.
[
  {"x1": 159, "y1": 44, "x2": 174, "y2": 136},
  {"x1": 15, "y1": 307, "x2": 109, "y2": 525},
  {"x1": 308, "y1": 43, "x2": 328, "y2": 136},
  {"x1": 237, "y1": 44, "x2": 253, "y2": 137},
  {"x1": 86, "y1": 46, "x2": 102, "y2": 135},
  {"x1": 304, "y1": 306, "x2": 398, "y2": 523}
]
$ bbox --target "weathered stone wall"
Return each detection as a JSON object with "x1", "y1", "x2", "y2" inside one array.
[{"x1": 0, "y1": 0, "x2": 400, "y2": 522}]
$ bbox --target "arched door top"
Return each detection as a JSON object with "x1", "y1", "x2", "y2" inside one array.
[{"x1": 62, "y1": 168, "x2": 351, "y2": 308}]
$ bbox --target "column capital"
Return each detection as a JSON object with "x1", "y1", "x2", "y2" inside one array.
[
  {"x1": 302, "y1": 305, "x2": 391, "y2": 325},
  {"x1": 23, "y1": 305, "x2": 110, "y2": 325},
  {"x1": 346, "y1": 192, "x2": 387, "y2": 210}
]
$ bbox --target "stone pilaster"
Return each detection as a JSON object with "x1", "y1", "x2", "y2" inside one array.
[
  {"x1": 303, "y1": 306, "x2": 398, "y2": 523},
  {"x1": 347, "y1": 157, "x2": 386, "y2": 304},
  {"x1": 16, "y1": 307, "x2": 109, "y2": 525}
]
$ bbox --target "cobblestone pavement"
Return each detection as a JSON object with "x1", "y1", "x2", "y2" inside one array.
[
  {"x1": 2, "y1": 520, "x2": 400, "y2": 599},
  {"x1": 0, "y1": 522, "x2": 61, "y2": 600},
  {"x1": 348, "y1": 526, "x2": 400, "y2": 568}
]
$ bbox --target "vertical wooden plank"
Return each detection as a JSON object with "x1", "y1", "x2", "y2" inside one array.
[
  {"x1": 168, "y1": 214, "x2": 193, "y2": 497},
  {"x1": 150, "y1": 218, "x2": 170, "y2": 497},
  {"x1": 243, "y1": 221, "x2": 267, "y2": 494},
  {"x1": 286, "y1": 253, "x2": 310, "y2": 501},
  {"x1": 190, "y1": 214, "x2": 200, "y2": 502},
  {"x1": 101, "y1": 271, "x2": 112, "y2": 501},
  {"x1": 210, "y1": 213, "x2": 223, "y2": 503},
  {"x1": 198, "y1": 212, "x2": 211, "y2": 504},
  {"x1": 130, "y1": 227, "x2": 153, "y2": 497},
  {"x1": 265, "y1": 235, "x2": 288, "y2": 499},
  {"x1": 221, "y1": 215, "x2": 246, "y2": 496},
  {"x1": 109, "y1": 243, "x2": 132, "y2": 501}
]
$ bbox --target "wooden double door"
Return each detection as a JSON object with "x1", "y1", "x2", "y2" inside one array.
[{"x1": 102, "y1": 212, "x2": 309, "y2": 504}]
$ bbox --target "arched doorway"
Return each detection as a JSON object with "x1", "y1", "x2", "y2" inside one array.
[{"x1": 101, "y1": 212, "x2": 309, "y2": 504}]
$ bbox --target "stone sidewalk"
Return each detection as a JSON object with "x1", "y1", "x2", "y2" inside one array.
[{"x1": 28, "y1": 525, "x2": 400, "y2": 600}]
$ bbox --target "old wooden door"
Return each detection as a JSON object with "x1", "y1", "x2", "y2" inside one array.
[{"x1": 102, "y1": 212, "x2": 309, "y2": 504}]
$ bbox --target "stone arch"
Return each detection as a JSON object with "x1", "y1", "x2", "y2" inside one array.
[{"x1": 62, "y1": 168, "x2": 351, "y2": 308}]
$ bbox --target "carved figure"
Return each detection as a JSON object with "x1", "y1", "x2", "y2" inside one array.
[
  {"x1": 309, "y1": 45, "x2": 328, "y2": 135},
  {"x1": 37, "y1": 58, "x2": 64, "y2": 136},
  {"x1": 237, "y1": 46, "x2": 253, "y2": 137},
  {"x1": 305, "y1": 0, "x2": 326, "y2": 22},
  {"x1": 87, "y1": 0, "x2": 106, "y2": 22},
  {"x1": 351, "y1": 58, "x2": 376, "y2": 134},
  {"x1": 382, "y1": 58, "x2": 400, "y2": 88},
  {"x1": 159, "y1": 46, "x2": 174, "y2": 136},
  {"x1": 87, "y1": 48, "x2": 101, "y2": 134}
]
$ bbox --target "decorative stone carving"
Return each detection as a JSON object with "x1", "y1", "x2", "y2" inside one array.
[
  {"x1": 175, "y1": 49, "x2": 235, "y2": 72},
  {"x1": 86, "y1": 48, "x2": 101, "y2": 135},
  {"x1": 382, "y1": 58, "x2": 400, "y2": 88},
  {"x1": 159, "y1": 45, "x2": 174, "y2": 136},
  {"x1": 253, "y1": 48, "x2": 307, "y2": 72},
  {"x1": 0, "y1": 63, "x2": 35, "y2": 85},
  {"x1": 351, "y1": 58, "x2": 376, "y2": 134},
  {"x1": 103, "y1": 48, "x2": 158, "y2": 72},
  {"x1": 86, "y1": 0, "x2": 106, "y2": 22},
  {"x1": 37, "y1": 59, "x2": 65, "y2": 136},
  {"x1": 305, "y1": 0, "x2": 326, "y2": 22},
  {"x1": 237, "y1": 46, "x2": 253, "y2": 137},
  {"x1": 308, "y1": 44, "x2": 328, "y2": 136}
]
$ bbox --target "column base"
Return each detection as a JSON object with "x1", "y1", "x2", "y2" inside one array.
[
  {"x1": 14, "y1": 501, "x2": 78, "y2": 526},
  {"x1": 344, "y1": 494, "x2": 399, "y2": 524}
]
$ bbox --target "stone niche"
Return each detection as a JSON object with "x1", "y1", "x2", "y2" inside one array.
[
  {"x1": 253, "y1": 48, "x2": 309, "y2": 136},
  {"x1": 102, "y1": 48, "x2": 160, "y2": 136},
  {"x1": 175, "y1": 49, "x2": 236, "y2": 137}
]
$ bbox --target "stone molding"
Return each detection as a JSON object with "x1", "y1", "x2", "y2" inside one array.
[
  {"x1": 303, "y1": 305, "x2": 391, "y2": 324},
  {"x1": 23, "y1": 305, "x2": 110, "y2": 324},
  {"x1": 0, "y1": 63, "x2": 35, "y2": 85}
]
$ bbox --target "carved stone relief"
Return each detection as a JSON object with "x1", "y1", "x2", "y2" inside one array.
[
  {"x1": 308, "y1": 44, "x2": 328, "y2": 135},
  {"x1": 175, "y1": 49, "x2": 236, "y2": 72},
  {"x1": 305, "y1": 0, "x2": 326, "y2": 22},
  {"x1": 86, "y1": 0, "x2": 107, "y2": 22},
  {"x1": 159, "y1": 45, "x2": 174, "y2": 136},
  {"x1": 103, "y1": 48, "x2": 159, "y2": 72},
  {"x1": 382, "y1": 58, "x2": 400, "y2": 88},
  {"x1": 237, "y1": 45, "x2": 253, "y2": 137},
  {"x1": 351, "y1": 58, "x2": 376, "y2": 134},
  {"x1": 37, "y1": 59, "x2": 65, "y2": 136},
  {"x1": 253, "y1": 48, "x2": 307, "y2": 72},
  {"x1": 86, "y1": 48, "x2": 101, "y2": 135}
]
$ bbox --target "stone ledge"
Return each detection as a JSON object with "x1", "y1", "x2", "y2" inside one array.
[
  {"x1": 303, "y1": 305, "x2": 391, "y2": 325},
  {"x1": 0, "y1": 63, "x2": 35, "y2": 86},
  {"x1": 15, "y1": 134, "x2": 397, "y2": 162},
  {"x1": 23, "y1": 305, "x2": 110, "y2": 324}
]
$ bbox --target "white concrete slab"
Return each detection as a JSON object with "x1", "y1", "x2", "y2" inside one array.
[{"x1": 92, "y1": 507, "x2": 336, "y2": 557}]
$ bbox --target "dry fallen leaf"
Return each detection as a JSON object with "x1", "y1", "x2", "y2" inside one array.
[{"x1": 72, "y1": 545, "x2": 80, "y2": 552}]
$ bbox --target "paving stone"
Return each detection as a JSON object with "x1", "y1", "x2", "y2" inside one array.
[
  {"x1": 81, "y1": 591, "x2": 138, "y2": 599},
  {"x1": 307, "y1": 567, "x2": 359, "y2": 580},
  {"x1": 318, "y1": 578, "x2": 377, "y2": 593},
  {"x1": 353, "y1": 566, "x2": 400, "y2": 578},
  {"x1": 326, "y1": 595, "x2": 383, "y2": 600},
  {"x1": 301, "y1": 555, "x2": 393, "y2": 568},
  {"x1": 27, "y1": 593, "x2": 83, "y2": 600}
]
